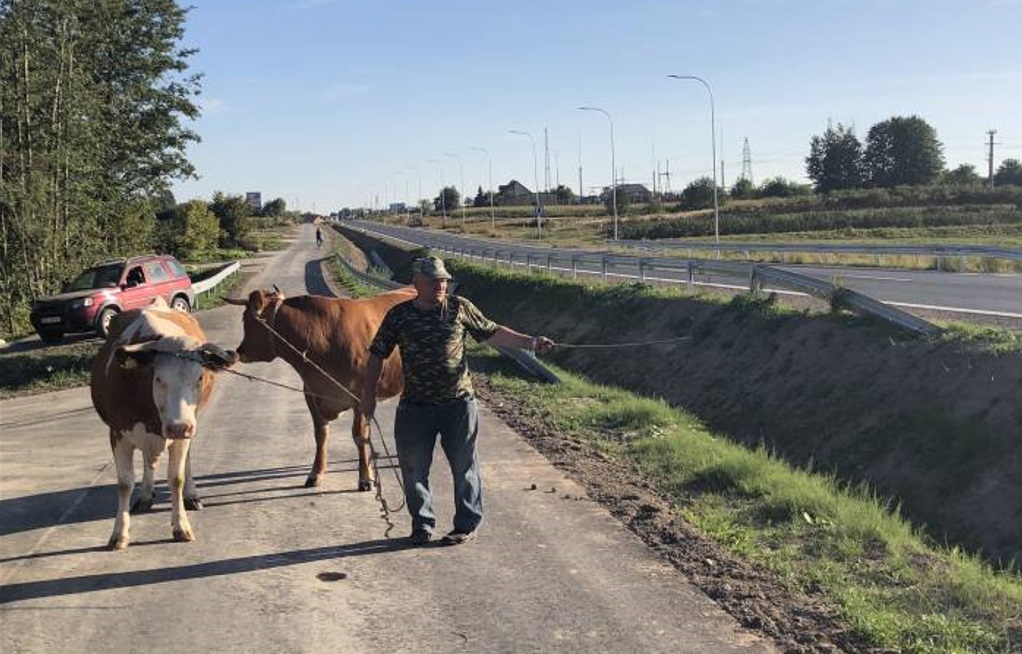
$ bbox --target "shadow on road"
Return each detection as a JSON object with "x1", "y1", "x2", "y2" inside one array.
[
  {"x1": 0, "y1": 537, "x2": 417, "y2": 604},
  {"x1": 304, "y1": 257, "x2": 336, "y2": 298},
  {"x1": 0, "y1": 463, "x2": 395, "y2": 538}
]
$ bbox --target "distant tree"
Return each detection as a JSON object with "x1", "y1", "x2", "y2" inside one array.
[
  {"x1": 153, "y1": 190, "x2": 178, "y2": 215},
  {"x1": 760, "y1": 176, "x2": 812, "y2": 198},
  {"x1": 806, "y1": 122, "x2": 864, "y2": 192},
  {"x1": 261, "y1": 198, "x2": 287, "y2": 216},
  {"x1": 473, "y1": 186, "x2": 487, "y2": 207},
  {"x1": 433, "y1": 187, "x2": 460, "y2": 213},
  {"x1": 994, "y1": 159, "x2": 1022, "y2": 186},
  {"x1": 679, "y1": 177, "x2": 717, "y2": 209},
  {"x1": 157, "y1": 201, "x2": 220, "y2": 259},
  {"x1": 864, "y1": 115, "x2": 944, "y2": 187},
  {"x1": 730, "y1": 178, "x2": 757, "y2": 200},
  {"x1": 210, "y1": 192, "x2": 252, "y2": 245},
  {"x1": 604, "y1": 187, "x2": 631, "y2": 215},
  {"x1": 941, "y1": 164, "x2": 983, "y2": 187},
  {"x1": 553, "y1": 184, "x2": 575, "y2": 204}
]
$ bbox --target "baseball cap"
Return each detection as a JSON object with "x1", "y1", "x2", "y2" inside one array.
[{"x1": 413, "y1": 256, "x2": 452, "y2": 280}]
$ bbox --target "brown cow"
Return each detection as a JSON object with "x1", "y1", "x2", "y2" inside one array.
[
  {"x1": 91, "y1": 298, "x2": 236, "y2": 550},
  {"x1": 225, "y1": 286, "x2": 414, "y2": 490}
]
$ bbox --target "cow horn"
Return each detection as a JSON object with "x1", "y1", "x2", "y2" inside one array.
[
  {"x1": 272, "y1": 284, "x2": 281, "y2": 294},
  {"x1": 222, "y1": 296, "x2": 248, "y2": 306}
]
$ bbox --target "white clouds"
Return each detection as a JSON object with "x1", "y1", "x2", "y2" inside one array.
[{"x1": 199, "y1": 97, "x2": 225, "y2": 114}]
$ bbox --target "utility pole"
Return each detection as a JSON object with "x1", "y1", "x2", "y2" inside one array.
[
  {"x1": 719, "y1": 125, "x2": 726, "y2": 192},
  {"x1": 987, "y1": 129, "x2": 998, "y2": 189},
  {"x1": 544, "y1": 127, "x2": 551, "y2": 191},
  {"x1": 577, "y1": 132, "x2": 583, "y2": 205}
]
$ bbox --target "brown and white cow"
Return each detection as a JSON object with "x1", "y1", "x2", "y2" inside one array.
[
  {"x1": 225, "y1": 286, "x2": 414, "y2": 490},
  {"x1": 91, "y1": 298, "x2": 236, "y2": 550}
]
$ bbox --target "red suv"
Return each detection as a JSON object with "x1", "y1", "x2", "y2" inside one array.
[{"x1": 30, "y1": 254, "x2": 196, "y2": 343}]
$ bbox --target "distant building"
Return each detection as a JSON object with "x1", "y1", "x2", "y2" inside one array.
[
  {"x1": 388, "y1": 202, "x2": 407, "y2": 213},
  {"x1": 603, "y1": 183, "x2": 652, "y2": 203},
  {"x1": 245, "y1": 192, "x2": 262, "y2": 211},
  {"x1": 495, "y1": 180, "x2": 533, "y2": 206}
]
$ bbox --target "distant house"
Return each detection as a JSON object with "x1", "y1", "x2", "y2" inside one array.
[
  {"x1": 603, "y1": 183, "x2": 652, "y2": 203},
  {"x1": 495, "y1": 180, "x2": 533, "y2": 206}
]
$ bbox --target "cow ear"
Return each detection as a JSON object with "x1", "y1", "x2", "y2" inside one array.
[
  {"x1": 115, "y1": 346, "x2": 157, "y2": 370},
  {"x1": 200, "y1": 344, "x2": 238, "y2": 370}
]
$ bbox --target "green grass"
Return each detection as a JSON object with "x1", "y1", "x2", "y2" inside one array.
[
  {"x1": 938, "y1": 323, "x2": 1022, "y2": 354},
  {"x1": 479, "y1": 356, "x2": 1022, "y2": 653},
  {"x1": 0, "y1": 341, "x2": 99, "y2": 398}
]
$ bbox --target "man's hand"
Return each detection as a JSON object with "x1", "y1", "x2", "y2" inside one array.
[{"x1": 532, "y1": 336, "x2": 555, "y2": 356}]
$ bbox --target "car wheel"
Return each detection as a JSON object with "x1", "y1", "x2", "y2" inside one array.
[
  {"x1": 97, "y1": 307, "x2": 118, "y2": 339},
  {"x1": 38, "y1": 330, "x2": 63, "y2": 344},
  {"x1": 171, "y1": 296, "x2": 191, "y2": 313}
]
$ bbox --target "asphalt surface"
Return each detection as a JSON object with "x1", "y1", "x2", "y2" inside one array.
[
  {"x1": 351, "y1": 221, "x2": 1022, "y2": 319},
  {"x1": 0, "y1": 225, "x2": 774, "y2": 653}
]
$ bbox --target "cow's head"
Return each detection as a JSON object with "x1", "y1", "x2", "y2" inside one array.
[
  {"x1": 116, "y1": 338, "x2": 238, "y2": 439},
  {"x1": 223, "y1": 287, "x2": 285, "y2": 363}
]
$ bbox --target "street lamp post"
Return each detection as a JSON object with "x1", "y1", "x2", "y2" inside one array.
[
  {"x1": 577, "y1": 106, "x2": 618, "y2": 241},
  {"x1": 405, "y1": 165, "x2": 422, "y2": 222},
  {"x1": 668, "y1": 74, "x2": 719, "y2": 243},
  {"x1": 445, "y1": 152, "x2": 467, "y2": 225},
  {"x1": 508, "y1": 129, "x2": 542, "y2": 238},
  {"x1": 470, "y1": 146, "x2": 496, "y2": 230},
  {"x1": 393, "y1": 170, "x2": 411, "y2": 224},
  {"x1": 427, "y1": 158, "x2": 447, "y2": 225}
]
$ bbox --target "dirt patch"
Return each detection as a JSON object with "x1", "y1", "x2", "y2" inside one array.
[{"x1": 472, "y1": 372, "x2": 876, "y2": 654}]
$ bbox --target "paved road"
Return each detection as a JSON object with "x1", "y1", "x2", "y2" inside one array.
[
  {"x1": 351, "y1": 221, "x2": 1022, "y2": 318},
  {"x1": 0, "y1": 225, "x2": 773, "y2": 653}
]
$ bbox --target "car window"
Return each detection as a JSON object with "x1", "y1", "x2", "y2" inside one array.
[
  {"x1": 125, "y1": 266, "x2": 146, "y2": 287},
  {"x1": 145, "y1": 261, "x2": 170, "y2": 283},
  {"x1": 66, "y1": 263, "x2": 123, "y2": 291},
  {"x1": 165, "y1": 258, "x2": 187, "y2": 279}
]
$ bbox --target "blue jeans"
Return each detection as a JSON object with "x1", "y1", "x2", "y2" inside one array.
[{"x1": 394, "y1": 397, "x2": 483, "y2": 535}]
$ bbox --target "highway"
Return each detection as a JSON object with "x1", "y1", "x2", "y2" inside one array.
[{"x1": 350, "y1": 221, "x2": 1022, "y2": 320}]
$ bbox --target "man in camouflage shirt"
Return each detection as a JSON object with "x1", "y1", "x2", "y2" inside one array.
[{"x1": 362, "y1": 256, "x2": 554, "y2": 546}]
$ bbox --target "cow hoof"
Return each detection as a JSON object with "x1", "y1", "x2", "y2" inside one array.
[
  {"x1": 173, "y1": 528, "x2": 195, "y2": 543},
  {"x1": 358, "y1": 479, "x2": 374, "y2": 492},
  {"x1": 131, "y1": 497, "x2": 154, "y2": 514},
  {"x1": 107, "y1": 535, "x2": 129, "y2": 551},
  {"x1": 184, "y1": 497, "x2": 203, "y2": 511},
  {"x1": 304, "y1": 475, "x2": 322, "y2": 488}
]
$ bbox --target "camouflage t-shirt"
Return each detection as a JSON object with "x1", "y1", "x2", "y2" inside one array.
[{"x1": 369, "y1": 295, "x2": 499, "y2": 404}]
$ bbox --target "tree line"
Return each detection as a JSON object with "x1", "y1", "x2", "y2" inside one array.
[
  {"x1": 805, "y1": 115, "x2": 1022, "y2": 193},
  {"x1": 0, "y1": 0, "x2": 203, "y2": 334}
]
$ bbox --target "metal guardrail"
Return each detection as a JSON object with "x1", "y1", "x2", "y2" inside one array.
[
  {"x1": 332, "y1": 252, "x2": 562, "y2": 383},
  {"x1": 619, "y1": 239, "x2": 1022, "y2": 263},
  {"x1": 343, "y1": 222, "x2": 942, "y2": 337},
  {"x1": 192, "y1": 261, "x2": 241, "y2": 295}
]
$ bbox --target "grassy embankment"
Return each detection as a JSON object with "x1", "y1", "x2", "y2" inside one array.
[{"x1": 330, "y1": 251, "x2": 1021, "y2": 654}]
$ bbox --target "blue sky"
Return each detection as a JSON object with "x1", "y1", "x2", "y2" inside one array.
[{"x1": 171, "y1": 0, "x2": 1022, "y2": 213}]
